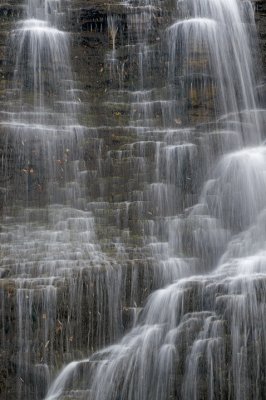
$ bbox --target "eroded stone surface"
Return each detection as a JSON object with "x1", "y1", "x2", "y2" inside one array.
[{"x1": 0, "y1": 1, "x2": 265, "y2": 399}]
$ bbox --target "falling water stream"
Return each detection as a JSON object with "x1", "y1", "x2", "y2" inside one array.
[
  {"x1": 1, "y1": 0, "x2": 266, "y2": 399},
  {"x1": 45, "y1": 0, "x2": 266, "y2": 399},
  {"x1": 0, "y1": 1, "x2": 123, "y2": 399}
]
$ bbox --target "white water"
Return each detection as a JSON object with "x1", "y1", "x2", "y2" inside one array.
[
  {"x1": 46, "y1": 0, "x2": 266, "y2": 399},
  {"x1": 0, "y1": 1, "x2": 123, "y2": 399}
]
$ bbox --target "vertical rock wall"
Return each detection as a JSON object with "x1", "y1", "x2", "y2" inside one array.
[{"x1": 0, "y1": 1, "x2": 265, "y2": 399}]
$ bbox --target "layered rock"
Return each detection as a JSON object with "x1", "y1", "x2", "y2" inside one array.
[{"x1": 0, "y1": 1, "x2": 265, "y2": 399}]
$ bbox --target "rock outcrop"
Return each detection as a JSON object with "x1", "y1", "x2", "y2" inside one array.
[{"x1": 0, "y1": 1, "x2": 265, "y2": 399}]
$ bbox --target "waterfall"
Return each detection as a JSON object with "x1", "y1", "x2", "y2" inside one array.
[
  {"x1": 45, "y1": 0, "x2": 266, "y2": 400},
  {"x1": 0, "y1": 1, "x2": 123, "y2": 399}
]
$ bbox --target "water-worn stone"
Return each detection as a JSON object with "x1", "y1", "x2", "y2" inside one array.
[{"x1": 0, "y1": 1, "x2": 265, "y2": 399}]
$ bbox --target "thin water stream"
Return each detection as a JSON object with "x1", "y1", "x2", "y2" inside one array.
[{"x1": 0, "y1": 1, "x2": 123, "y2": 399}]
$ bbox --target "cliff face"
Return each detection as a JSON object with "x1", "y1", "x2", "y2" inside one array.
[
  {"x1": 0, "y1": 1, "x2": 265, "y2": 399},
  {"x1": 255, "y1": 0, "x2": 266, "y2": 104},
  {"x1": 0, "y1": 2, "x2": 265, "y2": 207}
]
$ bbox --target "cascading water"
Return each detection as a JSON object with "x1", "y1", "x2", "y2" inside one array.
[
  {"x1": 45, "y1": 0, "x2": 266, "y2": 400},
  {"x1": 0, "y1": 1, "x2": 124, "y2": 399}
]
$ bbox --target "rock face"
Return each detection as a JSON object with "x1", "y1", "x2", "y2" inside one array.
[
  {"x1": 254, "y1": 0, "x2": 266, "y2": 103},
  {"x1": 0, "y1": 1, "x2": 265, "y2": 399}
]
